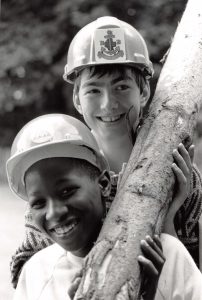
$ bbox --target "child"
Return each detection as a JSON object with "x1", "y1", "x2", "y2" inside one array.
[
  {"x1": 63, "y1": 16, "x2": 202, "y2": 267},
  {"x1": 7, "y1": 114, "x2": 202, "y2": 300},
  {"x1": 10, "y1": 17, "x2": 202, "y2": 286}
]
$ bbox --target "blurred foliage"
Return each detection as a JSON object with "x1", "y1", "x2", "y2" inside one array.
[{"x1": 0, "y1": 0, "x2": 188, "y2": 146}]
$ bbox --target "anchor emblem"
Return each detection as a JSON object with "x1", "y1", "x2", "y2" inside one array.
[{"x1": 97, "y1": 30, "x2": 124, "y2": 60}]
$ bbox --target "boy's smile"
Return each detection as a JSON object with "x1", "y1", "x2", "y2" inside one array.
[
  {"x1": 74, "y1": 68, "x2": 146, "y2": 140},
  {"x1": 97, "y1": 113, "x2": 125, "y2": 123},
  {"x1": 25, "y1": 158, "x2": 106, "y2": 257},
  {"x1": 48, "y1": 215, "x2": 79, "y2": 238}
]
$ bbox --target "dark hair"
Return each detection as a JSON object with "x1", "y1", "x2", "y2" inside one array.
[
  {"x1": 70, "y1": 158, "x2": 101, "y2": 180},
  {"x1": 75, "y1": 64, "x2": 147, "y2": 94},
  {"x1": 25, "y1": 157, "x2": 101, "y2": 185}
]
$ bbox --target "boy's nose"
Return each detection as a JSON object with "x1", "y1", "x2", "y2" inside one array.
[
  {"x1": 101, "y1": 91, "x2": 118, "y2": 111},
  {"x1": 46, "y1": 199, "x2": 68, "y2": 221}
]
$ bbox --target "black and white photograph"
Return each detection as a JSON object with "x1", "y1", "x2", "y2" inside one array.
[{"x1": 1, "y1": 0, "x2": 202, "y2": 299}]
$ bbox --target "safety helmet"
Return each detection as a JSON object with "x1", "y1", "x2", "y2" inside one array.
[
  {"x1": 6, "y1": 114, "x2": 109, "y2": 200},
  {"x1": 63, "y1": 16, "x2": 153, "y2": 83}
]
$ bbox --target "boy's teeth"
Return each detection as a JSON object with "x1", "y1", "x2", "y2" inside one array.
[
  {"x1": 54, "y1": 221, "x2": 77, "y2": 235},
  {"x1": 101, "y1": 115, "x2": 120, "y2": 122}
]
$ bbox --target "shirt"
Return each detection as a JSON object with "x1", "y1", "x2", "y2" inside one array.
[
  {"x1": 10, "y1": 165, "x2": 202, "y2": 288},
  {"x1": 14, "y1": 234, "x2": 202, "y2": 300}
]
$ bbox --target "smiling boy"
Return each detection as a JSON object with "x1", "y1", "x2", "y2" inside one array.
[
  {"x1": 63, "y1": 16, "x2": 202, "y2": 267},
  {"x1": 72, "y1": 65, "x2": 148, "y2": 173},
  {"x1": 26, "y1": 158, "x2": 105, "y2": 257},
  {"x1": 64, "y1": 16, "x2": 152, "y2": 174},
  {"x1": 7, "y1": 114, "x2": 202, "y2": 300}
]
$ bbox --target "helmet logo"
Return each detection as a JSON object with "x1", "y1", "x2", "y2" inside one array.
[
  {"x1": 31, "y1": 130, "x2": 53, "y2": 144},
  {"x1": 65, "y1": 133, "x2": 82, "y2": 141},
  {"x1": 95, "y1": 28, "x2": 126, "y2": 62}
]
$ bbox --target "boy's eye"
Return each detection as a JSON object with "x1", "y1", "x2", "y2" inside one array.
[
  {"x1": 85, "y1": 88, "x2": 100, "y2": 95},
  {"x1": 60, "y1": 187, "x2": 78, "y2": 198},
  {"x1": 30, "y1": 198, "x2": 46, "y2": 209},
  {"x1": 116, "y1": 84, "x2": 130, "y2": 91}
]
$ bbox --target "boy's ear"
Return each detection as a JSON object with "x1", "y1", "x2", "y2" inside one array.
[
  {"x1": 73, "y1": 88, "x2": 83, "y2": 115},
  {"x1": 140, "y1": 81, "x2": 150, "y2": 108},
  {"x1": 98, "y1": 170, "x2": 111, "y2": 198}
]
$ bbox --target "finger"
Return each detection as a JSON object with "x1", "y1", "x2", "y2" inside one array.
[
  {"x1": 140, "y1": 239, "x2": 165, "y2": 271},
  {"x1": 145, "y1": 235, "x2": 165, "y2": 260},
  {"x1": 153, "y1": 234, "x2": 163, "y2": 251},
  {"x1": 68, "y1": 277, "x2": 82, "y2": 299},
  {"x1": 172, "y1": 148, "x2": 190, "y2": 177},
  {"x1": 188, "y1": 144, "x2": 195, "y2": 164},
  {"x1": 172, "y1": 163, "x2": 188, "y2": 201},
  {"x1": 138, "y1": 255, "x2": 159, "y2": 278},
  {"x1": 72, "y1": 270, "x2": 83, "y2": 281},
  {"x1": 172, "y1": 163, "x2": 187, "y2": 187},
  {"x1": 178, "y1": 143, "x2": 192, "y2": 170}
]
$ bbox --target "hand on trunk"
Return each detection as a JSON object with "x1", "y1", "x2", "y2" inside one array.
[{"x1": 138, "y1": 235, "x2": 165, "y2": 300}]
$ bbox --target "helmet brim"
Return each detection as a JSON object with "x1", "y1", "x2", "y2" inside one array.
[{"x1": 63, "y1": 61, "x2": 154, "y2": 84}]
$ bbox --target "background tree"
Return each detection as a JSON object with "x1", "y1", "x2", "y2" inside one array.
[{"x1": 0, "y1": 0, "x2": 188, "y2": 145}]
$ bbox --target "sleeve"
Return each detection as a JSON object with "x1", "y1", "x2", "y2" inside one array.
[
  {"x1": 156, "y1": 234, "x2": 202, "y2": 300},
  {"x1": 13, "y1": 250, "x2": 48, "y2": 300},
  {"x1": 13, "y1": 266, "x2": 29, "y2": 300},
  {"x1": 174, "y1": 164, "x2": 202, "y2": 267},
  {"x1": 10, "y1": 210, "x2": 53, "y2": 288}
]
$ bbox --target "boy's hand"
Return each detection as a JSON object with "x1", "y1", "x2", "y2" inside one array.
[
  {"x1": 125, "y1": 105, "x2": 140, "y2": 144},
  {"x1": 68, "y1": 270, "x2": 83, "y2": 299},
  {"x1": 164, "y1": 143, "x2": 194, "y2": 235},
  {"x1": 172, "y1": 143, "x2": 194, "y2": 207},
  {"x1": 138, "y1": 235, "x2": 165, "y2": 300}
]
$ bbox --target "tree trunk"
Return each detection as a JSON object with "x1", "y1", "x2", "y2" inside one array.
[{"x1": 75, "y1": 0, "x2": 202, "y2": 299}]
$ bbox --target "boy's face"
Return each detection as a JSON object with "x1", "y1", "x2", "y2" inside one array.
[
  {"x1": 25, "y1": 158, "x2": 108, "y2": 257},
  {"x1": 74, "y1": 68, "x2": 149, "y2": 140}
]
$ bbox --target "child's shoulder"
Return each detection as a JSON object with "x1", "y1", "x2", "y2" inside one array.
[
  {"x1": 160, "y1": 233, "x2": 202, "y2": 277},
  {"x1": 157, "y1": 234, "x2": 202, "y2": 299},
  {"x1": 160, "y1": 233, "x2": 183, "y2": 248},
  {"x1": 24, "y1": 243, "x2": 65, "y2": 270},
  {"x1": 160, "y1": 233, "x2": 193, "y2": 260}
]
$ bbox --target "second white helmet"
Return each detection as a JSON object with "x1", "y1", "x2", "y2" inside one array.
[{"x1": 7, "y1": 114, "x2": 109, "y2": 200}]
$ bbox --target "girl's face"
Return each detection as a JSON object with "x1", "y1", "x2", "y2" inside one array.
[{"x1": 73, "y1": 68, "x2": 150, "y2": 141}]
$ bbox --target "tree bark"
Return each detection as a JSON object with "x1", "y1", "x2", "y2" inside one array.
[{"x1": 75, "y1": 0, "x2": 202, "y2": 299}]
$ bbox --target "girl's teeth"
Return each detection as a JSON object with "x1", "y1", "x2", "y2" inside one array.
[{"x1": 54, "y1": 222, "x2": 77, "y2": 235}]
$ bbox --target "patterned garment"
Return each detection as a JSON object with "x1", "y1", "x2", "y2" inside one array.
[
  {"x1": 10, "y1": 212, "x2": 53, "y2": 288},
  {"x1": 174, "y1": 165, "x2": 202, "y2": 268},
  {"x1": 10, "y1": 166, "x2": 202, "y2": 288}
]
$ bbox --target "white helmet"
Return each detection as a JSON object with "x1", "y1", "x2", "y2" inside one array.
[
  {"x1": 63, "y1": 16, "x2": 153, "y2": 83},
  {"x1": 6, "y1": 114, "x2": 109, "y2": 200}
]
